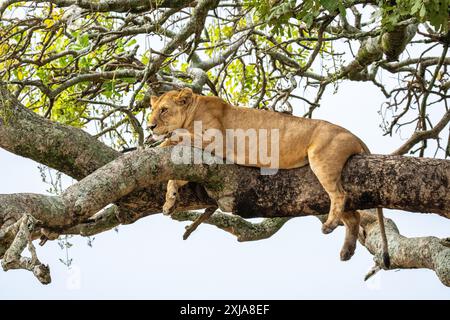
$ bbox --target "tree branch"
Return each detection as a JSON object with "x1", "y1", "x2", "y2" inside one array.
[
  {"x1": 0, "y1": 0, "x2": 193, "y2": 15},
  {"x1": 0, "y1": 85, "x2": 119, "y2": 180},
  {"x1": 2, "y1": 84, "x2": 450, "y2": 285},
  {"x1": 392, "y1": 110, "x2": 450, "y2": 155},
  {"x1": 0, "y1": 146, "x2": 448, "y2": 248},
  {"x1": 171, "y1": 209, "x2": 450, "y2": 286},
  {"x1": 171, "y1": 211, "x2": 292, "y2": 242},
  {"x1": 359, "y1": 210, "x2": 450, "y2": 286}
]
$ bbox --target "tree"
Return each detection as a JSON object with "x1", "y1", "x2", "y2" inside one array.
[{"x1": 0, "y1": 0, "x2": 449, "y2": 286}]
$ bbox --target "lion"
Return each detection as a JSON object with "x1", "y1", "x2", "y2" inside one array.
[{"x1": 147, "y1": 88, "x2": 390, "y2": 267}]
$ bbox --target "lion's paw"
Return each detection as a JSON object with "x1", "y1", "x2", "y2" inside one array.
[{"x1": 340, "y1": 244, "x2": 356, "y2": 261}]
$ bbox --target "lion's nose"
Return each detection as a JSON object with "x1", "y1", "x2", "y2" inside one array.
[{"x1": 149, "y1": 124, "x2": 157, "y2": 131}]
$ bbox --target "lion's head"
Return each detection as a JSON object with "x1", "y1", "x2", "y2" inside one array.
[{"x1": 147, "y1": 88, "x2": 195, "y2": 136}]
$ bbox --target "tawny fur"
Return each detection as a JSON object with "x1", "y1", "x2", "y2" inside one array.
[{"x1": 148, "y1": 88, "x2": 390, "y2": 266}]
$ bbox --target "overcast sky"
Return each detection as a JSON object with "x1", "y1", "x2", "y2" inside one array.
[
  {"x1": 1, "y1": 77, "x2": 449, "y2": 299},
  {"x1": 1, "y1": 10, "x2": 449, "y2": 298}
]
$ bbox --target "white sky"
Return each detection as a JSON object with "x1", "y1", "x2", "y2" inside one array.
[
  {"x1": 1, "y1": 7, "x2": 449, "y2": 299},
  {"x1": 1, "y1": 78, "x2": 449, "y2": 299}
]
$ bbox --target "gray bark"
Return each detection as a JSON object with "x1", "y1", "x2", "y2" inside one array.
[
  {"x1": 0, "y1": 0, "x2": 192, "y2": 15},
  {"x1": 1, "y1": 86, "x2": 449, "y2": 286}
]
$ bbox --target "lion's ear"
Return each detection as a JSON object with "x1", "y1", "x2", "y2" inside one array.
[
  {"x1": 150, "y1": 96, "x2": 159, "y2": 108},
  {"x1": 175, "y1": 88, "x2": 193, "y2": 106}
]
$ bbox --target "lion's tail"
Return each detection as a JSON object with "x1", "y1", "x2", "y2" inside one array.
[
  {"x1": 377, "y1": 207, "x2": 390, "y2": 268},
  {"x1": 357, "y1": 137, "x2": 390, "y2": 269}
]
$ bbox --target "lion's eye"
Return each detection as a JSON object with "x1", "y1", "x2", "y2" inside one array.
[{"x1": 160, "y1": 107, "x2": 168, "y2": 115}]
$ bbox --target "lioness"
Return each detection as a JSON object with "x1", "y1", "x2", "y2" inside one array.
[{"x1": 148, "y1": 88, "x2": 390, "y2": 266}]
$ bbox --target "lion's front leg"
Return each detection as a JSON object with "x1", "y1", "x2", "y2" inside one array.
[
  {"x1": 163, "y1": 180, "x2": 188, "y2": 215},
  {"x1": 156, "y1": 136, "x2": 188, "y2": 215}
]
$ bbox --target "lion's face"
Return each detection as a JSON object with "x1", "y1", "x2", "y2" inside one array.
[{"x1": 147, "y1": 88, "x2": 194, "y2": 136}]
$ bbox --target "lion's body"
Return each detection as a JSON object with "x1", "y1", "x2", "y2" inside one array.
[
  {"x1": 153, "y1": 94, "x2": 367, "y2": 167},
  {"x1": 148, "y1": 89, "x2": 390, "y2": 266}
]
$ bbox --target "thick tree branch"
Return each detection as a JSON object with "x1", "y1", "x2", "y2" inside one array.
[
  {"x1": 359, "y1": 211, "x2": 450, "y2": 286},
  {"x1": 0, "y1": 146, "x2": 448, "y2": 240},
  {"x1": 0, "y1": 85, "x2": 214, "y2": 224},
  {"x1": 323, "y1": 21, "x2": 417, "y2": 83},
  {"x1": 0, "y1": 0, "x2": 192, "y2": 15},
  {"x1": 172, "y1": 210, "x2": 450, "y2": 286},
  {"x1": 1, "y1": 0, "x2": 448, "y2": 290},
  {"x1": 0, "y1": 112, "x2": 449, "y2": 286},
  {"x1": 1, "y1": 214, "x2": 51, "y2": 284},
  {"x1": 0, "y1": 86, "x2": 119, "y2": 180}
]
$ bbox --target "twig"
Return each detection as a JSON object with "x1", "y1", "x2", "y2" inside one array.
[
  {"x1": 182, "y1": 205, "x2": 217, "y2": 240},
  {"x1": 364, "y1": 264, "x2": 381, "y2": 281}
]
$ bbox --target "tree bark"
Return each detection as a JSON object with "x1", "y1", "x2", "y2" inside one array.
[
  {"x1": 1, "y1": 87, "x2": 449, "y2": 286},
  {"x1": 0, "y1": 86, "x2": 214, "y2": 223},
  {"x1": 1, "y1": 147, "x2": 448, "y2": 227},
  {"x1": 0, "y1": 0, "x2": 193, "y2": 15}
]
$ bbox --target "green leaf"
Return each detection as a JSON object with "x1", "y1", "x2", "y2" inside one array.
[
  {"x1": 222, "y1": 25, "x2": 233, "y2": 38},
  {"x1": 320, "y1": 0, "x2": 338, "y2": 13},
  {"x1": 410, "y1": 0, "x2": 422, "y2": 15},
  {"x1": 79, "y1": 56, "x2": 89, "y2": 68},
  {"x1": 17, "y1": 68, "x2": 23, "y2": 80},
  {"x1": 123, "y1": 77, "x2": 137, "y2": 84},
  {"x1": 337, "y1": 1, "x2": 346, "y2": 17},
  {"x1": 127, "y1": 39, "x2": 137, "y2": 47},
  {"x1": 78, "y1": 33, "x2": 89, "y2": 48},
  {"x1": 419, "y1": 4, "x2": 427, "y2": 19}
]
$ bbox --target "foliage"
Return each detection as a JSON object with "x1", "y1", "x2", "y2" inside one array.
[
  {"x1": 0, "y1": 0, "x2": 449, "y2": 156},
  {"x1": 380, "y1": 0, "x2": 450, "y2": 32}
]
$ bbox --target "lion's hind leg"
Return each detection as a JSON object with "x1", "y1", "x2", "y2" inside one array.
[
  {"x1": 308, "y1": 153, "x2": 348, "y2": 235},
  {"x1": 308, "y1": 133, "x2": 361, "y2": 235}
]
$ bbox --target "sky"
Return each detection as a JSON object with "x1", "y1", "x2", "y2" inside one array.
[
  {"x1": 1, "y1": 79, "x2": 449, "y2": 299},
  {"x1": 0, "y1": 7, "x2": 449, "y2": 299}
]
